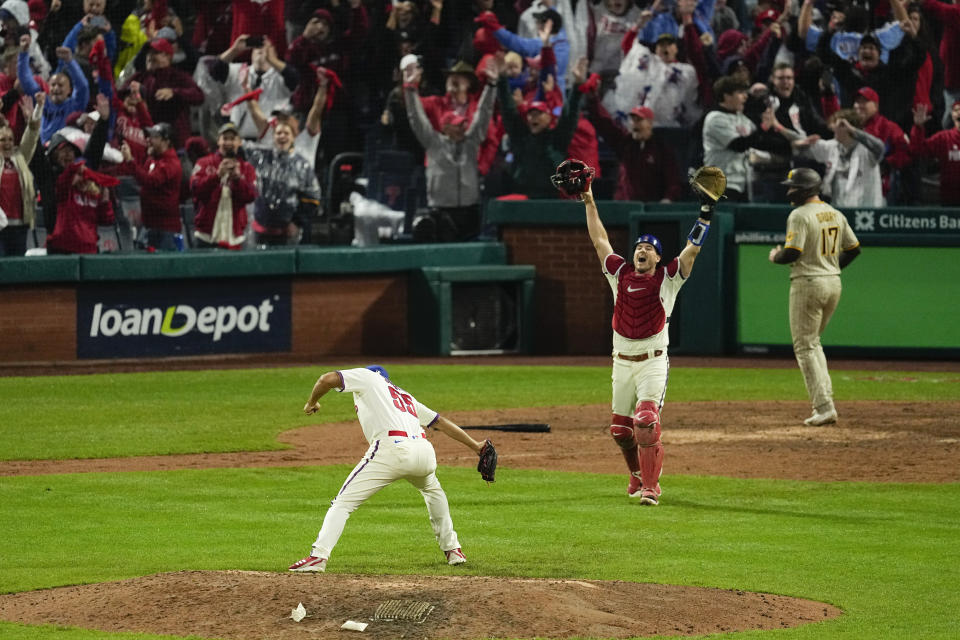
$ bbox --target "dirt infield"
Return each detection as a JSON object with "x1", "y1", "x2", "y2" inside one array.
[
  {"x1": 2, "y1": 356, "x2": 958, "y2": 639},
  {"x1": 0, "y1": 572, "x2": 842, "y2": 640}
]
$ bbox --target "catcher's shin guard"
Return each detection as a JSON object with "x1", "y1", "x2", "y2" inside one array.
[
  {"x1": 610, "y1": 413, "x2": 640, "y2": 474},
  {"x1": 634, "y1": 402, "x2": 663, "y2": 492}
]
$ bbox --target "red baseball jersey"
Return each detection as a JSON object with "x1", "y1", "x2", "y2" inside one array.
[{"x1": 603, "y1": 253, "x2": 686, "y2": 351}]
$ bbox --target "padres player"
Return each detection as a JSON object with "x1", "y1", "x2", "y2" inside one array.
[
  {"x1": 581, "y1": 181, "x2": 713, "y2": 506},
  {"x1": 769, "y1": 168, "x2": 861, "y2": 426},
  {"x1": 289, "y1": 365, "x2": 486, "y2": 572}
]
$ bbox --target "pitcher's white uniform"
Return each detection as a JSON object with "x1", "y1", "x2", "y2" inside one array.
[{"x1": 309, "y1": 368, "x2": 461, "y2": 561}]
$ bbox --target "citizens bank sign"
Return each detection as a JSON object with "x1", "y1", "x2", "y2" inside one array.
[
  {"x1": 852, "y1": 209, "x2": 960, "y2": 233},
  {"x1": 77, "y1": 280, "x2": 291, "y2": 359}
]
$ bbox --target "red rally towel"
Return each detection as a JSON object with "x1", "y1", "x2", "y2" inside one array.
[
  {"x1": 66, "y1": 160, "x2": 120, "y2": 188},
  {"x1": 219, "y1": 87, "x2": 264, "y2": 116},
  {"x1": 310, "y1": 65, "x2": 343, "y2": 112}
]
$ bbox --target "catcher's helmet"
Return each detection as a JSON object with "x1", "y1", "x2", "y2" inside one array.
[
  {"x1": 551, "y1": 158, "x2": 595, "y2": 198},
  {"x1": 781, "y1": 168, "x2": 822, "y2": 204},
  {"x1": 634, "y1": 234, "x2": 662, "y2": 255},
  {"x1": 366, "y1": 365, "x2": 390, "y2": 380}
]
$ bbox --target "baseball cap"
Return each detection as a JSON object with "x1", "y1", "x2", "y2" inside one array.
[
  {"x1": 859, "y1": 33, "x2": 880, "y2": 49},
  {"x1": 144, "y1": 122, "x2": 172, "y2": 139},
  {"x1": 45, "y1": 132, "x2": 82, "y2": 159},
  {"x1": 754, "y1": 8, "x2": 778, "y2": 27},
  {"x1": 855, "y1": 86, "x2": 880, "y2": 104},
  {"x1": 217, "y1": 122, "x2": 240, "y2": 137},
  {"x1": 629, "y1": 106, "x2": 655, "y2": 121},
  {"x1": 312, "y1": 9, "x2": 334, "y2": 25},
  {"x1": 440, "y1": 112, "x2": 468, "y2": 128},
  {"x1": 366, "y1": 365, "x2": 390, "y2": 380},
  {"x1": 655, "y1": 32, "x2": 678, "y2": 45},
  {"x1": 399, "y1": 53, "x2": 419, "y2": 72},
  {"x1": 64, "y1": 111, "x2": 84, "y2": 128},
  {"x1": 525, "y1": 100, "x2": 550, "y2": 114},
  {"x1": 147, "y1": 38, "x2": 174, "y2": 56},
  {"x1": 533, "y1": 8, "x2": 563, "y2": 32}
]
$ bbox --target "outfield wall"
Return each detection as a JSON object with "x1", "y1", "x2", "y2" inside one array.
[{"x1": 1, "y1": 204, "x2": 958, "y2": 363}]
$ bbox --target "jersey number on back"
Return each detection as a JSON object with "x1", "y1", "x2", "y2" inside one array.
[
  {"x1": 388, "y1": 385, "x2": 418, "y2": 417},
  {"x1": 820, "y1": 226, "x2": 839, "y2": 255}
]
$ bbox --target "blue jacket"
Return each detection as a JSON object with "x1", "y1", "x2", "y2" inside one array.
[
  {"x1": 18, "y1": 54, "x2": 90, "y2": 144},
  {"x1": 639, "y1": 0, "x2": 715, "y2": 43},
  {"x1": 494, "y1": 27, "x2": 570, "y2": 94},
  {"x1": 63, "y1": 21, "x2": 118, "y2": 63}
]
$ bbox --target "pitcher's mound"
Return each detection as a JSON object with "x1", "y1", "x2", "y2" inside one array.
[{"x1": 0, "y1": 570, "x2": 841, "y2": 639}]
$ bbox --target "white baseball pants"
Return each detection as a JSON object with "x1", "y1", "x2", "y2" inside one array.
[
  {"x1": 311, "y1": 436, "x2": 460, "y2": 560},
  {"x1": 611, "y1": 352, "x2": 670, "y2": 416}
]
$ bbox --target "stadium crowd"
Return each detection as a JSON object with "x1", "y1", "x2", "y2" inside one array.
[{"x1": 0, "y1": 0, "x2": 957, "y2": 256}]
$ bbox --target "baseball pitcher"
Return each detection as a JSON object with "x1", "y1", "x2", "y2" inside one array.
[
  {"x1": 554, "y1": 159, "x2": 720, "y2": 505},
  {"x1": 769, "y1": 168, "x2": 861, "y2": 426},
  {"x1": 289, "y1": 365, "x2": 497, "y2": 572}
]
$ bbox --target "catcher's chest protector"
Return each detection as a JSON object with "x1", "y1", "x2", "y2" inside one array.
[{"x1": 613, "y1": 267, "x2": 668, "y2": 340}]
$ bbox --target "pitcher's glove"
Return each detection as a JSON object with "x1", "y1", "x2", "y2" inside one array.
[
  {"x1": 689, "y1": 165, "x2": 727, "y2": 218},
  {"x1": 551, "y1": 158, "x2": 595, "y2": 199},
  {"x1": 477, "y1": 439, "x2": 498, "y2": 483}
]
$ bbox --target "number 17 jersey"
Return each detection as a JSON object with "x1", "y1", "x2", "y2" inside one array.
[{"x1": 784, "y1": 201, "x2": 860, "y2": 278}]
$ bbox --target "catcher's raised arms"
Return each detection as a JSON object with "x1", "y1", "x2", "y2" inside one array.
[
  {"x1": 689, "y1": 165, "x2": 727, "y2": 214},
  {"x1": 477, "y1": 439, "x2": 497, "y2": 483},
  {"x1": 551, "y1": 158, "x2": 595, "y2": 199}
]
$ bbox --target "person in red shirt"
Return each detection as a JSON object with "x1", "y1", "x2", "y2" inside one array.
[
  {"x1": 119, "y1": 38, "x2": 204, "y2": 150},
  {"x1": 112, "y1": 81, "x2": 153, "y2": 163},
  {"x1": 921, "y1": 0, "x2": 960, "y2": 129},
  {"x1": 911, "y1": 101, "x2": 960, "y2": 205},
  {"x1": 189, "y1": 122, "x2": 257, "y2": 250},
  {"x1": 286, "y1": 4, "x2": 369, "y2": 114},
  {"x1": 853, "y1": 86, "x2": 915, "y2": 203},
  {"x1": 119, "y1": 121, "x2": 182, "y2": 251},
  {"x1": 45, "y1": 160, "x2": 117, "y2": 255},
  {"x1": 587, "y1": 102, "x2": 683, "y2": 202}
]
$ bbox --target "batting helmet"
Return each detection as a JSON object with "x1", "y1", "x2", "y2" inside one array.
[
  {"x1": 366, "y1": 365, "x2": 390, "y2": 380},
  {"x1": 781, "y1": 168, "x2": 822, "y2": 204},
  {"x1": 550, "y1": 158, "x2": 595, "y2": 198},
  {"x1": 634, "y1": 234, "x2": 662, "y2": 255}
]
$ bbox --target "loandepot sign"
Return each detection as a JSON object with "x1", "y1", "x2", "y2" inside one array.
[
  {"x1": 77, "y1": 280, "x2": 291, "y2": 359},
  {"x1": 852, "y1": 209, "x2": 960, "y2": 233},
  {"x1": 89, "y1": 299, "x2": 276, "y2": 342}
]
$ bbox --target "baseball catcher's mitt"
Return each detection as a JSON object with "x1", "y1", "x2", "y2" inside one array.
[
  {"x1": 477, "y1": 439, "x2": 497, "y2": 483},
  {"x1": 551, "y1": 158, "x2": 595, "y2": 198},
  {"x1": 689, "y1": 166, "x2": 727, "y2": 204}
]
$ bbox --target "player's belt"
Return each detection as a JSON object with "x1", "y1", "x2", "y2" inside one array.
[
  {"x1": 388, "y1": 430, "x2": 426, "y2": 438},
  {"x1": 617, "y1": 349, "x2": 664, "y2": 362}
]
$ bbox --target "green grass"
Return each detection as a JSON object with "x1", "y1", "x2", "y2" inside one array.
[
  {"x1": 1, "y1": 364, "x2": 959, "y2": 639},
  {"x1": 2, "y1": 468, "x2": 960, "y2": 639},
  {"x1": 1, "y1": 365, "x2": 957, "y2": 460}
]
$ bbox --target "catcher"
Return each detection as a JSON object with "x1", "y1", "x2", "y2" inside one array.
[
  {"x1": 290, "y1": 365, "x2": 496, "y2": 572},
  {"x1": 554, "y1": 159, "x2": 722, "y2": 505}
]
